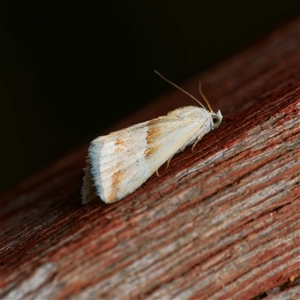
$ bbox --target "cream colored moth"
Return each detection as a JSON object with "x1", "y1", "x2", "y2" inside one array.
[{"x1": 82, "y1": 71, "x2": 223, "y2": 204}]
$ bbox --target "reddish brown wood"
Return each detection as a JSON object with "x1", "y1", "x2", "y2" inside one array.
[{"x1": 1, "y1": 18, "x2": 300, "y2": 300}]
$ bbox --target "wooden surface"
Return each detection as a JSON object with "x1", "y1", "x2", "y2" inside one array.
[{"x1": 1, "y1": 17, "x2": 300, "y2": 299}]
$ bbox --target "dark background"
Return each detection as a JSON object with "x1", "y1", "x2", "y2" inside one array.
[{"x1": 0, "y1": 0, "x2": 299, "y2": 193}]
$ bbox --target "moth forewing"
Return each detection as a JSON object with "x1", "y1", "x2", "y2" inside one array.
[{"x1": 82, "y1": 72, "x2": 223, "y2": 204}]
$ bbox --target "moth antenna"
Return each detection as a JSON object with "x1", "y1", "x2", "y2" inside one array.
[
  {"x1": 154, "y1": 70, "x2": 206, "y2": 110},
  {"x1": 199, "y1": 82, "x2": 213, "y2": 113}
]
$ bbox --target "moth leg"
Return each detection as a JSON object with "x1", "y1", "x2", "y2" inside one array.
[
  {"x1": 192, "y1": 132, "x2": 206, "y2": 152},
  {"x1": 166, "y1": 154, "x2": 175, "y2": 169},
  {"x1": 156, "y1": 169, "x2": 160, "y2": 177},
  {"x1": 191, "y1": 140, "x2": 199, "y2": 153}
]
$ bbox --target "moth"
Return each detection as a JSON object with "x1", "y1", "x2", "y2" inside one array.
[{"x1": 82, "y1": 71, "x2": 222, "y2": 204}]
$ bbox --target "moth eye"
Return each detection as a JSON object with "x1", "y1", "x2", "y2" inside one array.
[
  {"x1": 212, "y1": 115, "x2": 221, "y2": 128},
  {"x1": 213, "y1": 117, "x2": 220, "y2": 124}
]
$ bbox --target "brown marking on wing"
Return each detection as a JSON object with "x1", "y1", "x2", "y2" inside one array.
[
  {"x1": 144, "y1": 118, "x2": 163, "y2": 158},
  {"x1": 115, "y1": 137, "x2": 125, "y2": 152},
  {"x1": 107, "y1": 169, "x2": 123, "y2": 203}
]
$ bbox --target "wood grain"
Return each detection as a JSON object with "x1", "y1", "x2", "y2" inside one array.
[{"x1": 1, "y1": 17, "x2": 299, "y2": 299}]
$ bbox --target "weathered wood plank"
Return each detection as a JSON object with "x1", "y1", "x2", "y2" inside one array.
[{"x1": 1, "y1": 17, "x2": 299, "y2": 299}]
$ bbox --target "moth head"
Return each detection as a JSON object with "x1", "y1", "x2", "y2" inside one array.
[
  {"x1": 211, "y1": 110, "x2": 223, "y2": 129},
  {"x1": 153, "y1": 71, "x2": 223, "y2": 130}
]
